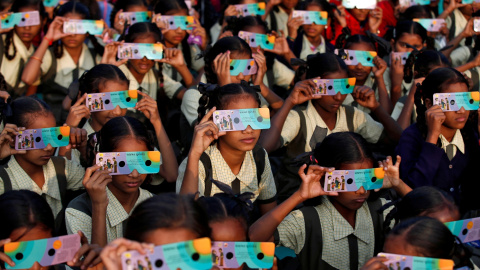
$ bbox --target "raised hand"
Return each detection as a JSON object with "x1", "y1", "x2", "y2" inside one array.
[
  {"x1": 287, "y1": 79, "x2": 319, "y2": 105},
  {"x1": 425, "y1": 105, "x2": 445, "y2": 144},
  {"x1": 368, "y1": 7, "x2": 383, "y2": 34},
  {"x1": 45, "y1": 16, "x2": 70, "y2": 41},
  {"x1": 101, "y1": 42, "x2": 128, "y2": 66},
  {"x1": 83, "y1": 164, "x2": 112, "y2": 206},
  {"x1": 0, "y1": 238, "x2": 15, "y2": 268},
  {"x1": 190, "y1": 107, "x2": 226, "y2": 158},
  {"x1": 213, "y1": 51, "x2": 232, "y2": 86},
  {"x1": 378, "y1": 155, "x2": 402, "y2": 189},
  {"x1": 297, "y1": 164, "x2": 338, "y2": 200},
  {"x1": 252, "y1": 50, "x2": 267, "y2": 86},
  {"x1": 65, "y1": 93, "x2": 91, "y2": 128},
  {"x1": 135, "y1": 91, "x2": 161, "y2": 126},
  {"x1": 101, "y1": 238, "x2": 154, "y2": 270},
  {"x1": 287, "y1": 13, "x2": 303, "y2": 39},
  {"x1": 67, "y1": 231, "x2": 103, "y2": 269},
  {"x1": 352, "y1": 85, "x2": 379, "y2": 110},
  {"x1": 372, "y1": 56, "x2": 387, "y2": 78},
  {"x1": 157, "y1": 48, "x2": 186, "y2": 68},
  {"x1": 0, "y1": 124, "x2": 26, "y2": 159}
]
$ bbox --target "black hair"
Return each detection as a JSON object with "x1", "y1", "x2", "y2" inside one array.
[
  {"x1": 6, "y1": 96, "x2": 52, "y2": 127},
  {"x1": 388, "y1": 217, "x2": 474, "y2": 269},
  {"x1": 203, "y1": 36, "x2": 252, "y2": 84},
  {"x1": 153, "y1": 0, "x2": 192, "y2": 68},
  {"x1": 76, "y1": 0, "x2": 101, "y2": 20},
  {"x1": 124, "y1": 193, "x2": 211, "y2": 242},
  {"x1": 337, "y1": 33, "x2": 392, "y2": 59},
  {"x1": 110, "y1": 0, "x2": 148, "y2": 28},
  {"x1": 197, "y1": 180, "x2": 254, "y2": 230},
  {"x1": 218, "y1": 0, "x2": 247, "y2": 26},
  {"x1": 404, "y1": 50, "x2": 450, "y2": 84},
  {"x1": 297, "y1": 0, "x2": 334, "y2": 42},
  {"x1": 382, "y1": 186, "x2": 458, "y2": 232},
  {"x1": 87, "y1": 116, "x2": 156, "y2": 183},
  {"x1": 0, "y1": 0, "x2": 14, "y2": 12},
  {"x1": 415, "y1": 67, "x2": 470, "y2": 143},
  {"x1": 294, "y1": 52, "x2": 348, "y2": 83},
  {"x1": 197, "y1": 82, "x2": 261, "y2": 123},
  {"x1": 54, "y1": 2, "x2": 104, "y2": 58},
  {"x1": 385, "y1": 21, "x2": 433, "y2": 53},
  {"x1": 123, "y1": 22, "x2": 165, "y2": 95},
  {"x1": 399, "y1": 5, "x2": 431, "y2": 21},
  {"x1": 0, "y1": 190, "x2": 55, "y2": 240},
  {"x1": 70, "y1": 64, "x2": 129, "y2": 104},
  {"x1": 5, "y1": 0, "x2": 46, "y2": 61}
]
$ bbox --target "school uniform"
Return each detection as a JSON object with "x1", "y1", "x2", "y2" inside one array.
[
  {"x1": 299, "y1": 34, "x2": 327, "y2": 60},
  {"x1": 276, "y1": 102, "x2": 384, "y2": 202},
  {"x1": 39, "y1": 44, "x2": 100, "y2": 124},
  {"x1": 70, "y1": 120, "x2": 96, "y2": 165},
  {"x1": 395, "y1": 124, "x2": 480, "y2": 210},
  {"x1": 65, "y1": 187, "x2": 153, "y2": 243},
  {"x1": 275, "y1": 196, "x2": 390, "y2": 270},
  {"x1": 266, "y1": 6, "x2": 290, "y2": 35},
  {"x1": 119, "y1": 64, "x2": 183, "y2": 100},
  {"x1": 264, "y1": 59, "x2": 295, "y2": 90},
  {"x1": 0, "y1": 156, "x2": 85, "y2": 217},
  {"x1": 0, "y1": 33, "x2": 47, "y2": 98},
  {"x1": 446, "y1": 9, "x2": 473, "y2": 66},
  {"x1": 175, "y1": 144, "x2": 277, "y2": 204},
  {"x1": 209, "y1": 22, "x2": 222, "y2": 44}
]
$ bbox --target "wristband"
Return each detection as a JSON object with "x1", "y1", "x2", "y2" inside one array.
[
  {"x1": 30, "y1": 56, "x2": 42, "y2": 63},
  {"x1": 287, "y1": 36, "x2": 295, "y2": 42},
  {"x1": 44, "y1": 37, "x2": 53, "y2": 46}
]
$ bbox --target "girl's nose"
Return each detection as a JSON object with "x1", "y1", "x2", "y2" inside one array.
[
  {"x1": 355, "y1": 186, "x2": 367, "y2": 195},
  {"x1": 243, "y1": 125, "x2": 253, "y2": 133},
  {"x1": 112, "y1": 105, "x2": 122, "y2": 116},
  {"x1": 128, "y1": 169, "x2": 140, "y2": 178}
]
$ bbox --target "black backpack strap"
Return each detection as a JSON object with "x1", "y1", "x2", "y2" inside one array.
[
  {"x1": 51, "y1": 156, "x2": 67, "y2": 207},
  {"x1": 200, "y1": 152, "x2": 213, "y2": 197},
  {"x1": 266, "y1": 70, "x2": 275, "y2": 89},
  {"x1": 344, "y1": 105, "x2": 355, "y2": 132},
  {"x1": 0, "y1": 37, "x2": 4, "y2": 68},
  {"x1": 367, "y1": 199, "x2": 385, "y2": 256},
  {"x1": 470, "y1": 68, "x2": 480, "y2": 91},
  {"x1": 252, "y1": 145, "x2": 266, "y2": 185},
  {"x1": 448, "y1": 12, "x2": 456, "y2": 42},
  {"x1": 42, "y1": 48, "x2": 57, "y2": 82},
  {"x1": 0, "y1": 164, "x2": 12, "y2": 192}
]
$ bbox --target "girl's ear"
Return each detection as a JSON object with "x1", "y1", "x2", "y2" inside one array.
[{"x1": 425, "y1": 98, "x2": 433, "y2": 109}]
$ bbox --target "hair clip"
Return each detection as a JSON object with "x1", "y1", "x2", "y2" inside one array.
[{"x1": 198, "y1": 82, "x2": 220, "y2": 95}]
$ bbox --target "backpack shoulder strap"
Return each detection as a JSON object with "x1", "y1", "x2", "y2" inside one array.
[
  {"x1": 292, "y1": 107, "x2": 307, "y2": 147},
  {"x1": 199, "y1": 152, "x2": 213, "y2": 197},
  {"x1": 51, "y1": 156, "x2": 67, "y2": 208},
  {"x1": 0, "y1": 164, "x2": 12, "y2": 192},
  {"x1": 344, "y1": 105, "x2": 355, "y2": 132},
  {"x1": 67, "y1": 192, "x2": 93, "y2": 216},
  {"x1": 298, "y1": 206, "x2": 324, "y2": 267},
  {"x1": 0, "y1": 37, "x2": 5, "y2": 68},
  {"x1": 252, "y1": 145, "x2": 266, "y2": 185},
  {"x1": 367, "y1": 199, "x2": 385, "y2": 256},
  {"x1": 88, "y1": 47, "x2": 97, "y2": 64},
  {"x1": 470, "y1": 68, "x2": 480, "y2": 91},
  {"x1": 43, "y1": 48, "x2": 57, "y2": 81}
]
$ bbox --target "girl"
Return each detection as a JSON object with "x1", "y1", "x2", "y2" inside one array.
[
  {"x1": 329, "y1": 2, "x2": 383, "y2": 44},
  {"x1": 250, "y1": 132, "x2": 411, "y2": 270},
  {"x1": 21, "y1": 1, "x2": 104, "y2": 125},
  {"x1": 155, "y1": 0, "x2": 207, "y2": 80},
  {"x1": 393, "y1": 50, "x2": 450, "y2": 129},
  {"x1": 266, "y1": 0, "x2": 299, "y2": 35},
  {"x1": 110, "y1": 0, "x2": 149, "y2": 35},
  {"x1": 181, "y1": 36, "x2": 283, "y2": 127},
  {"x1": 66, "y1": 105, "x2": 178, "y2": 246},
  {"x1": 227, "y1": 15, "x2": 295, "y2": 92},
  {"x1": 338, "y1": 35, "x2": 392, "y2": 114},
  {"x1": 361, "y1": 217, "x2": 479, "y2": 270},
  {"x1": 66, "y1": 64, "x2": 178, "y2": 184},
  {"x1": 197, "y1": 180, "x2": 254, "y2": 241},
  {"x1": 100, "y1": 193, "x2": 211, "y2": 269},
  {"x1": 0, "y1": 190, "x2": 103, "y2": 270},
  {"x1": 0, "y1": 97, "x2": 86, "y2": 223},
  {"x1": 178, "y1": 82, "x2": 278, "y2": 216},
  {"x1": 382, "y1": 186, "x2": 460, "y2": 228},
  {"x1": 259, "y1": 52, "x2": 402, "y2": 203},
  {"x1": 387, "y1": 21, "x2": 428, "y2": 105},
  {"x1": 395, "y1": 67, "x2": 480, "y2": 212},
  {"x1": 286, "y1": 0, "x2": 335, "y2": 60},
  {"x1": 118, "y1": 22, "x2": 191, "y2": 101},
  {"x1": 0, "y1": 0, "x2": 46, "y2": 98}
]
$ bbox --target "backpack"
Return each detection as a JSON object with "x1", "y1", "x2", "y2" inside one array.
[
  {"x1": 275, "y1": 106, "x2": 356, "y2": 203},
  {"x1": 0, "y1": 156, "x2": 84, "y2": 235},
  {"x1": 295, "y1": 199, "x2": 385, "y2": 270}
]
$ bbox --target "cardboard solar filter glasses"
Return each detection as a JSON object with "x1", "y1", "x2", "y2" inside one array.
[
  {"x1": 312, "y1": 78, "x2": 356, "y2": 96},
  {"x1": 233, "y1": 3, "x2": 266, "y2": 16},
  {"x1": 87, "y1": 90, "x2": 138, "y2": 112},
  {"x1": 378, "y1": 253, "x2": 454, "y2": 270},
  {"x1": 15, "y1": 126, "x2": 70, "y2": 150},
  {"x1": 433, "y1": 92, "x2": 480, "y2": 112},
  {"x1": 4, "y1": 234, "x2": 81, "y2": 269},
  {"x1": 117, "y1": 43, "x2": 164, "y2": 60},
  {"x1": 334, "y1": 49, "x2": 377, "y2": 67},
  {"x1": 119, "y1": 11, "x2": 153, "y2": 24},
  {"x1": 0, "y1": 11, "x2": 40, "y2": 29},
  {"x1": 324, "y1": 168, "x2": 385, "y2": 192},
  {"x1": 96, "y1": 151, "x2": 161, "y2": 175},
  {"x1": 63, "y1": 19, "x2": 104, "y2": 35},
  {"x1": 213, "y1": 108, "x2": 270, "y2": 132}
]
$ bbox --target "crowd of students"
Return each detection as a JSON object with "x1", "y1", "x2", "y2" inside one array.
[{"x1": 0, "y1": 0, "x2": 480, "y2": 269}]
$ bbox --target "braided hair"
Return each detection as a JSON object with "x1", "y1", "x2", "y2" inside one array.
[
  {"x1": 414, "y1": 67, "x2": 470, "y2": 144},
  {"x1": 293, "y1": 52, "x2": 348, "y2": 83},
  {"x1": 203, "y1": 36, "x2": 252, "y2": 84},
  {"x1": 197, "y1": 82, "x2": 261, "y2": 124},
  {"x1": 197, "y1": 179, "x2": 254, "y2": 230},
  {"x1": 55, "y1": 2, "x2": 104, "y2": 58},
  {"x1": 403, "y1": 50, "x2": 449, "y2": 84},
  {"x1": 5, "y1": 0, "x2": 46, "y2": 61}
]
